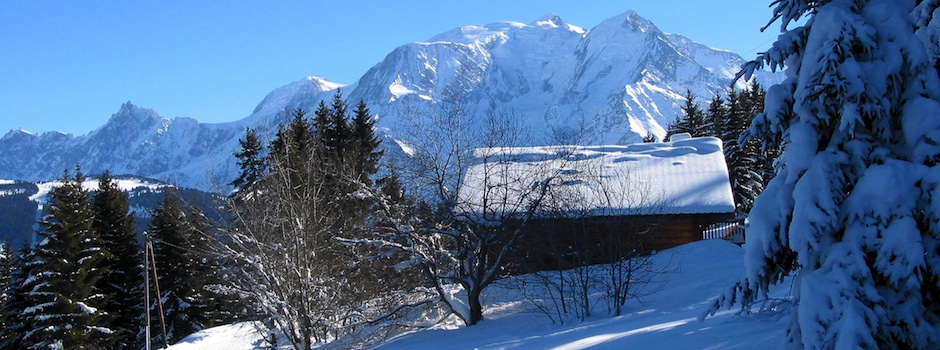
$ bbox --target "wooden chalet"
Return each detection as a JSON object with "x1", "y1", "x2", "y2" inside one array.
[{"x1": 457, "y1": 135, "x2": 737, "y2": 273}]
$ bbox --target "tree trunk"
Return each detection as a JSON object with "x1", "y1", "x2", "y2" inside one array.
[{"x1": 468, "y1": 287, "x2": 483, "y2": 325}]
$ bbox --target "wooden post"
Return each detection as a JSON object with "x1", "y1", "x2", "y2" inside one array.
[
  {"x1": 147, "y1": 241, "x2": 170, "y2": 349},
  {"x1": 144, "y1": 232, "x2": 151, "y2": 350}
]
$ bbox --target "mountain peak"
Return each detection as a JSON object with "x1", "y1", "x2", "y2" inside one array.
[
  {"x1": 1, "y1": 128, "x2": 37, "y2": 142},
  {"x1": 0, "y1": 11, "x2": 777, "y2": 191},
  {"x1": 306, "y1": 76, "x2": 344, "y2": 91},
  {"x1": 531, "y1": 14, "x2": 564, "y2": 28},
  {"x1": 101, "y1": 102, "x2": 164, "y2": 132},
  {"x1": 598, "y1": 10, "x2": 660, "y2": 35}
]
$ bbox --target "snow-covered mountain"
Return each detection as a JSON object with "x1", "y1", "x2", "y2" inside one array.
[{"x1": 0, "y1": 11, "x2": 778, "y2": 191}]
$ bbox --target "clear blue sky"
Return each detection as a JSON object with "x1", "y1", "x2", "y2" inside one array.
[{"x1": 0, "y1": 1, "x2": 783, "y2": 136}]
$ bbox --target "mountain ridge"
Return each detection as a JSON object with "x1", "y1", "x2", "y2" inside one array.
[{"x1": 0, "y1": 11, "x2": 781, "y2": 191}]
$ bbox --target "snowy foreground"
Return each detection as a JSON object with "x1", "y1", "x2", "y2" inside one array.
[{"x1": 168, "y1": 240, "x2": 790, "y2": 349}]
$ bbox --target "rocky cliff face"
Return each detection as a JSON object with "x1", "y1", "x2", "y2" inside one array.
[{"x1": 0, "y1": 11, "x2": 778, "y2": 191}]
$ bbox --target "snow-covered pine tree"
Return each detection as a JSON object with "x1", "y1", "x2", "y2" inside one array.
[
  {"x1": 743, "y1": 81, "x2": 779, "y2": 190},
  {"x1": 22, "y1": 167, "x2": 113, "y2": 349},
  {"x1": 92, "y1": 171, "x2": 144, "y2": 349},
  {"x1": 0, "y1": 242, "x2": 14, "y2": 346},
  {"x1": 722, "y1": 86, "x2": 764, "y2": 212},
  {"x1": 707, "y1": 1, "x2": 940, "y2": 348},
  {"x1": 0, "y1": 243, "x2": 33, "y2": 348}
]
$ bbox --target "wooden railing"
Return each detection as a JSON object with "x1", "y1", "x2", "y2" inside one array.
[{"x1": 702, "y1": 220, "x2": 745, "y2": 245}]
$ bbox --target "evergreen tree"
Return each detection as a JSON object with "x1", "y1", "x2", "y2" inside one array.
[
  {"x1": 666, "y1": 90, "x2": 708, "y2": 139},
  {"x1": 313, "y1": 100, "x2": 332, "y2": 148},
  {"x1": 0, "y1": 241, "x2": 14, "y2": 346},
  {"x1": 706, "y1": 93, "x2": 728, "y2": 138},
  {"x1": 0, "y1": 243, "x2": 33, "y2": 349},
  {"x1": 708, "y1": 1, "x2": 940, "y2": 348},
  {"x1": 350, "y1": 99, "x2": 383, "y2": 186},
  {"x1": 22, "y1": 167, "x2": 112, "y2": 349},
  {"x1": 270, "y1": 108, "x2": 317, "y2": 190},
  {"x1": 744, "y1": 81, "x2": 777, "y2": 189},
  {"x1": 182, "y1": 204, "x2": 231, "y2": 328},
  {"x1": 148, "y1": 189, "x2": 204, "y2": 344},
  {"x1": 642, "y1": 132, "x2": 657, "y2": 143},
  {"x1": 682, "y1": 90, "x2": 709, "y2": 137},
  {"x1": 231, "y1": 127, "x2": 267, "y2": 195},
  {"x1": 327, "y1": 89, "x2": 351, "y2": 155},
  {"x1": 722, "y1": 87, "x2": 764, "y2": 212},
  {"x1": 92, "y1": 171, "x2": 144, "y2": 349}
]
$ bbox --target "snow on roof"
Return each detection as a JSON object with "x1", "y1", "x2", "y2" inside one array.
[{"x1": 457, "y1": 137, "x2": 735, "y2": 217}]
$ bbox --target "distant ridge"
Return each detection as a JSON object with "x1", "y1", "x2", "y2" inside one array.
[{"x1": 0, "y1": 11, "x2": 780, "y2": 191}]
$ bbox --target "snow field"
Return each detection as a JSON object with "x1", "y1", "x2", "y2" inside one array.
[{"x1": 168, "y1": 240, "x2": 789, "y2": 349}]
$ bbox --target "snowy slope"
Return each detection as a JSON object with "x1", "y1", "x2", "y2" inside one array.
[
  {"x1": 0, "y1": 11, "x2": 779, "y2": 191},
  {"x1": 166, "y1": 240, "x2": 790, "y2": 349}
]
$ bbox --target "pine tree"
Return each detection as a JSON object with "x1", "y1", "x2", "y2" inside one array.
[
  {"x1": 148, "y1": 189, "x2": 202, "y2": 344},
  {"x1": 231, "y1": 127, "x2": 267, "y2": 195},
  {"x1": 350, "y1": 99, "x2": 383, "y2": 186},
  {"x1": 327, "y1": 89, "x2": 351, "y2": 155},
  {"x1": 708, "y1": 1, "x2": 940, "y2": 348},
  {"x1": 22, "y1": 167, "x2": 112, "y2": 349},
  {"x1": 682, "y1": 90, "x2": 709, "y2": 137},
  {"x1": 706, "y1": 93, "x2": 728, "y2": 138},
  {"x1": 0, "y1": 241, "x2": 14, "y2": 346},
  {"x1": 270, "y1": 108, "x2": 317, "y2": 191},
  {"x1": 744, "y1": 81, "x2": 777, "y2": 189},
  {"x1": 665, "y1": 114, "x2": 687, "y2": 140},
  {"x1": 92, "y1": 171, "x2": 144, "y2": 349},
  {"x1": 182, "y1": 204, "x2": 230, "y2": 328},
  {"x1": 313, "y1": 100, "x2": 332, "y2": 148},
  {"x1": 721, "y1": 87, "x2": 764, "y2": 212},
  {"x1": 666, "y1": 90, "x2": 708, "y2": 139},
  {"x1": 0, "y1": 243, "x2": 33, "y2": 348}
]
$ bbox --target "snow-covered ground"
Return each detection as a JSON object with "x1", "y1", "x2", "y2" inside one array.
[{"x1": 168, "y1": 240, "x2": 791, "y2": 349}]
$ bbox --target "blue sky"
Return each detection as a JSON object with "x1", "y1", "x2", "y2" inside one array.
[{"x1": 1, "y1": 1, "x2": 783, "y2": 136}]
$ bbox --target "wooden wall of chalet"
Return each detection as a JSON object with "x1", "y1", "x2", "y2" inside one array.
[{"x1": 503, "y1": 213, "x2": 733, "y2": 274}]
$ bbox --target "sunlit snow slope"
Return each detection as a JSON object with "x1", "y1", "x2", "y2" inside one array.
[{"x1": 167, "y1": 240, "x2": 789, "y2": 349}]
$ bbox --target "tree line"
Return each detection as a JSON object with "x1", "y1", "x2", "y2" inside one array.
[
  {"x1": 664, "y1": 82, "x2": 776, "y2": 213},
  {"x1": 0, "y1": 169, "x2": 233, "y2": 349}
]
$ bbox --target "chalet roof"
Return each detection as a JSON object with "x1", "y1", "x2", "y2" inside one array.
[{"x1": 457, "y1": 136, "x2": 736, "y2": 218}]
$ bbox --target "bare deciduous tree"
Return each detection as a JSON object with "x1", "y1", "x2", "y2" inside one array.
[
  {"x1": 344, "y1": 105, "x2": 560, "y2": 326},
  {"x1": 507, "y1": 152, "x2": 675, "y2": 322}
]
